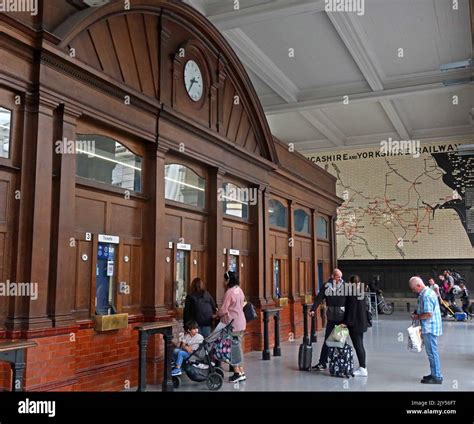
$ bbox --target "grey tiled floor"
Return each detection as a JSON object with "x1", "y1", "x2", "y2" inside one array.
[{"x1": 156, "y1": 313, "x2": 474, "y2": 392}]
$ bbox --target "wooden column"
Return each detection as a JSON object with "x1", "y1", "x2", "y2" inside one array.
[
  {"x1": 10, "y1": 95, "x2": 57, "y2": 330},
  {"x1": 331, "y1": 213, "x2": 337, "y2": 269},
  {"x1": 312, "y1": 210, "x2": 319, "y2": 295},
  {"x1": 288, "y1": 200, "x2": 296, "y2": 301},
  {"x1": 250, "y1": 185, "x2": 266, "y2": 306},
  {"x1": 142, "y1": 144, "x2": 169, "y2": 318},
  {"x1": 48, "y1": 105, "x2": 80, "y2": 327},
  {"x1": 208, "y1": 168, "x2": 224, "y2": 304},
  {"x1": 262, "y1": 189, "x2": 272, "y2": 305}
]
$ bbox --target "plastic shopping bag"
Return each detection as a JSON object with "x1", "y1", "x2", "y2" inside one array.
[
  {"x1": 407, "y1": 322, "x2": 424, "y2": 353},
  {"x1": 325, "y1": 324, "x2": 349, "y2": 348}
]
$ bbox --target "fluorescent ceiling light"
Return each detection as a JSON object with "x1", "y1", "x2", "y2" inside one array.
[
  {"x1": 76, "y1": 149, "x2": 141, "y2": 171},
  {"x1": 440, "y1": 59, "x2": 472, "y2": 72}
]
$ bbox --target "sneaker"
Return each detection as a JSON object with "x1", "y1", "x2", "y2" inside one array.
[
  {"x1": 421, "y1": 376, "x2": 442, "y2": 384},
  {"x1": 353, "y1": 367, "x2": 368, "y2": 377},
  {"x1": 171, "y1": 368, "x2": 182, "y2": 377},
  {"x1": 422, "y1": 374, "x2": 432, "y2": 381},
  {"x1": 229, "y1": 373, "x2": 245, "y2": 383},
  {"x1": 311, "y1": 363, "x2": 327, "y2": 371},
  {"x1": 240, "y1": 373, "x2": 246, "y2": 381}
]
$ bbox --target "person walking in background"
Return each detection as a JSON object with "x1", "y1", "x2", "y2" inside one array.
[
  {"x1": 459, "y1": 282, "x2": 471, "y2": 316},
  {"x1": 342, "y1": 275, "x2": 369, "y2": 377},
  {"x1": 219, "y1": 271, "x2": 246, "y2": 383},
  {"x1": 183, "y1": 278, "x2": 217, "y2": 338},
  {"x1": 310, "y1": 268, "x2": 346, "y2": 371},
  {"x1": 409, "y1": 276, "x2": 443, "y2": 384}
]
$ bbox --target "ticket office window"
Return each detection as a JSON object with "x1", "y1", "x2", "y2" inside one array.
[
  {"x1": 96, "y1": 242, "x2": 117, "y2": 315},
  {"x1": 273, "y1": 258, "x2": 281, "y2": 298},
  {"x1": 227, "y1": 253, "x2": 239, "y2": 273},
  {"x1": 0, "y1": 107, "x2": 11, "y2": 159},
  {"x1": 175, "y1": 249, "x2": 190, "y2": 309}
]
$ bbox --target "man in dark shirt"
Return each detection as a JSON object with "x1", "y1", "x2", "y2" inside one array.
[{"x1": 309, "y1": 268, "x2": 346, "y2": 371}]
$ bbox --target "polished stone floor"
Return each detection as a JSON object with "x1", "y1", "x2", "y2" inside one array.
[{"x1": 154, "y1": 313, "x2": 474, "y2": 392}]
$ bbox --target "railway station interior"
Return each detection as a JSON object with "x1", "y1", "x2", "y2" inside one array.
[{"x1": 0, "y1": 0, "x2": 472, "y2": 394}]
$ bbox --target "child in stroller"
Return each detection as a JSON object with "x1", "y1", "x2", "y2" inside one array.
[
  {"x1": 172, "y1": 321, "x2": 204, "y2": 377},
  {"x1": 172, "y1": 321, "x2": 234, "y2": 391}
]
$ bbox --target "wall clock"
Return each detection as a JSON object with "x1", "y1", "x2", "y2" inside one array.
[{"x1": 184, "y1": 60, "x2": 204, "y2": 102}]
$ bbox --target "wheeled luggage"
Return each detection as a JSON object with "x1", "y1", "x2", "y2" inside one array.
[{"x1": 298, "y1": 304, "x2": 313, "y2": 371}]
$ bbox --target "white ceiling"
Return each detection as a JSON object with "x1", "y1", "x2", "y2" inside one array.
[{"x1": 186, "y1": 0, "x2": 474, "y2": 153}]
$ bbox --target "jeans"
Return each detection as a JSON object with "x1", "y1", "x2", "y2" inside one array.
[
  {"x1": 173, "y1": 348, "x2": 191, "y2": 367},
  {"x1": 349, "y1": 329, "x2": 366, "y2": 369},
  {"x1": 199, "y1": 326, "x2": 211, "y2": 338},
  {"x1": 319, "y1": 320, "x2": 342, "y2": 366},
  {"x1": 422, "y1": 333, "x2": 442, "y2": 379}
]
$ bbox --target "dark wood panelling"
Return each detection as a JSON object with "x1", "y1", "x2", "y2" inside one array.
[
  {"x1": 75, "y1": 196, "x2": 106, "y2": 234},
  {"x1": 74, "y1": 240, "x2": 92, "y2": 317},
  {"x1": 110, "y1": 203, "x2": 143, "y2": 239}
]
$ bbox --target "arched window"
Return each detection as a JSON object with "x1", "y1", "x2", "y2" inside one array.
[
  {"x1": 317, "y1": 216, "x2": 329, "y2": 240},
  {"x1": 294, "y1": 209, "x2": 310, "y2": 234},
  {"x1": 268, "y1": 199, "x2": 288, "y2": 228},
  {"x1": 222, "y1": 182, "x2": 249, "y2": 219},
  {"x1": 0, "y1": 107, "x2": 11, "y2": 159},
  {"x1": 76, "y1": 134, "x2": 142, "y2": 192},
  {"x1": 165, "y1": 164, "x2": 205, "y2": 208}
]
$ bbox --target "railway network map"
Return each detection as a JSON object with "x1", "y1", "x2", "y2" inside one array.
[{"x1": 308, "y1": 142, "x2": 474, "y2": 260}]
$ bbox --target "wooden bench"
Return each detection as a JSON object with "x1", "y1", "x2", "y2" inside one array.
[{"x1": 0, "y1": 340, "x2": 37, "y2": 391}]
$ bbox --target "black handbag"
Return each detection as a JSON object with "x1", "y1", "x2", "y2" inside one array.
[{"x1": 243, "y1": 302, "x2": 257, "y2": 322}]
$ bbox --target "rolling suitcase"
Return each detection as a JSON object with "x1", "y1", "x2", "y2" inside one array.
[
  {"x1": 328, "y1": 344, "x2": 354, "y2": 378},
  {"x1": 298, "y1": 304, "x2": 313, "y2": 371}
]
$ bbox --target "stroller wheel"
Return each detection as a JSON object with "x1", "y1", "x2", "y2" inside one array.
[
  {"x1": 215, "y1": 367, "x2": 225, "y2": 379},
  {"x1": 206, "y1": 372, "x2": 223, "y2": 391},
  {"x1": 172, "y1": 376, "x2": 181, "y2": 389}
]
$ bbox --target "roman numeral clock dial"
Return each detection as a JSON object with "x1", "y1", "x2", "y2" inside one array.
[{"x1": 184, "y1": 60, "x2": 204, "y2": 102}]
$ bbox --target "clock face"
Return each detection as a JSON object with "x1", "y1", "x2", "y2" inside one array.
[{"x1": 184, "y1": 60, "x2": 204, "y2": 102}]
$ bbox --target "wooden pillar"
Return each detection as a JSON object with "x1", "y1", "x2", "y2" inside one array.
[
  {"x1": 331, "y1": 213, "x2": 337, "y2": 269},
  {"x1": 9, "y1": 95, "x2": 57, "y2": 330},
  {"x1": 262, "y1": 189, "x2": 272, "y2": 305},
  {"x1": 312, "y1": 210, "x2": 319, "y2": 295},
  {"x1": 142, "y1": 144, "x2": 169, "y2": 318},
  {"x1": 208, "y1": 168, "x2": 224, "y2": 304},
  {"x1": 288, "y1": 200, "x2": 296, "y2": 301},
  {"x1": 250, "y1": 185, "x2": 265, "y2": 306},
  {"x1": 48, "y1": 105, "x2": 81, "y2": 327}
]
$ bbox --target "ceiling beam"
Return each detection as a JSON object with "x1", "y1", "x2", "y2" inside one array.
[
  {"x1": 264, "y1": 82, "x2": 471, "y2": 115},
  {"x1": 326, "y1": 11, "x2": 384, "y2": 91},
  {"x1": 207, "y1": 0, "x2": 326, "y2": 31},
  {"x1": 379, "y1": 99, "x2": 411, "y2": 140},
  {"x1": 224, "y1": 29, "x2": 299, "y2": 103},
  {"x1": 300, "y1": 110, "x2": 347, "y2": 146}
]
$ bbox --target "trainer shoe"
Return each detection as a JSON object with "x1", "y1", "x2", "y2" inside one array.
[
  {"x1": 229, "y1": 373, "x2": 245, "y2": 383},
  {"x1": 171, "y1": 368, "x2": 182, "y2": 377},
  {"x1": 311, "y1": 363, "x2": 327, "y2": 371},
  {"x1": 421, "y1": 376, "x2": 442, "y2": 384},
  {"x1": 353, "y1": 367, "x2": 368, "y2": 377}
]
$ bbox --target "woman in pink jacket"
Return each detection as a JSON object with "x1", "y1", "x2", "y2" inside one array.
[{"x1": 219, "y1": 271, "x2": 246, "y2": 383}]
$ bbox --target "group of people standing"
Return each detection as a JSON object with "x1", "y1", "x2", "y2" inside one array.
[
  {"x1": 427, "y1": 270, "x2": 471, "y2": 317},
  {"x1": 172, "y1": 271, "x2": 247, "y2": 383},
  {"x1": 310, "y1": 269, "x2": 369, "y2": 377}
]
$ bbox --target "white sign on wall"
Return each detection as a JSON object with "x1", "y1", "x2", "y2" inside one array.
[{"x1": 98, "y1": 234, "x2": 120, "y2": 244}]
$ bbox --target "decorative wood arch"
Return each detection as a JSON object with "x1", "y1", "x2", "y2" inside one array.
[{"x1": 54, "y1": 1, "x2": 278, "y2": 164}]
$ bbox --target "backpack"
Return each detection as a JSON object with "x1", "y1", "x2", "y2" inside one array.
[{"x1": 194, "y1": 294, "x2": 214, "y2": 326}]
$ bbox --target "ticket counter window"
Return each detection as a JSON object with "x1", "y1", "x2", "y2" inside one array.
[
  {"x1": 76, "y1": 134, "x2": 142, "y2": 192},
  {"x1": 0, "y1": 107, "x2": 11, "y2": 159},
  {"x1": 96, "y1": 242, "x2": 117, "y2": 315},
  {"x1": 175, "y1": 250, "x2": 189, "y2": 308},
  {"x1": 228, "y1": 254, "x2": 238, "y2": 273},
  {"x1": 273, "y1": 259, "x2": 281, "y2": 298}
]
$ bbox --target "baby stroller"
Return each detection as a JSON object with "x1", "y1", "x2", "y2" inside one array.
[
  {"x1": 440, "y1": 299, "x2": 469, "y2": 321},
  {"x1": 172, "y1": 321, "x2": 233, "y2": 391}
]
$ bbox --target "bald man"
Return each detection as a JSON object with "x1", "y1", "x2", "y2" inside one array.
[
  {"x1": 409, "y1": 276, "x2": 443, "y2": 384},
  {"x1": 310, "y1": 268, "x2": 346, "y2": 371}
]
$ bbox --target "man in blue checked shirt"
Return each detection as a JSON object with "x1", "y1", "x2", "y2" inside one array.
[{"x1": 409, "y1": 276, "x2": 443, "y2": 384}]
